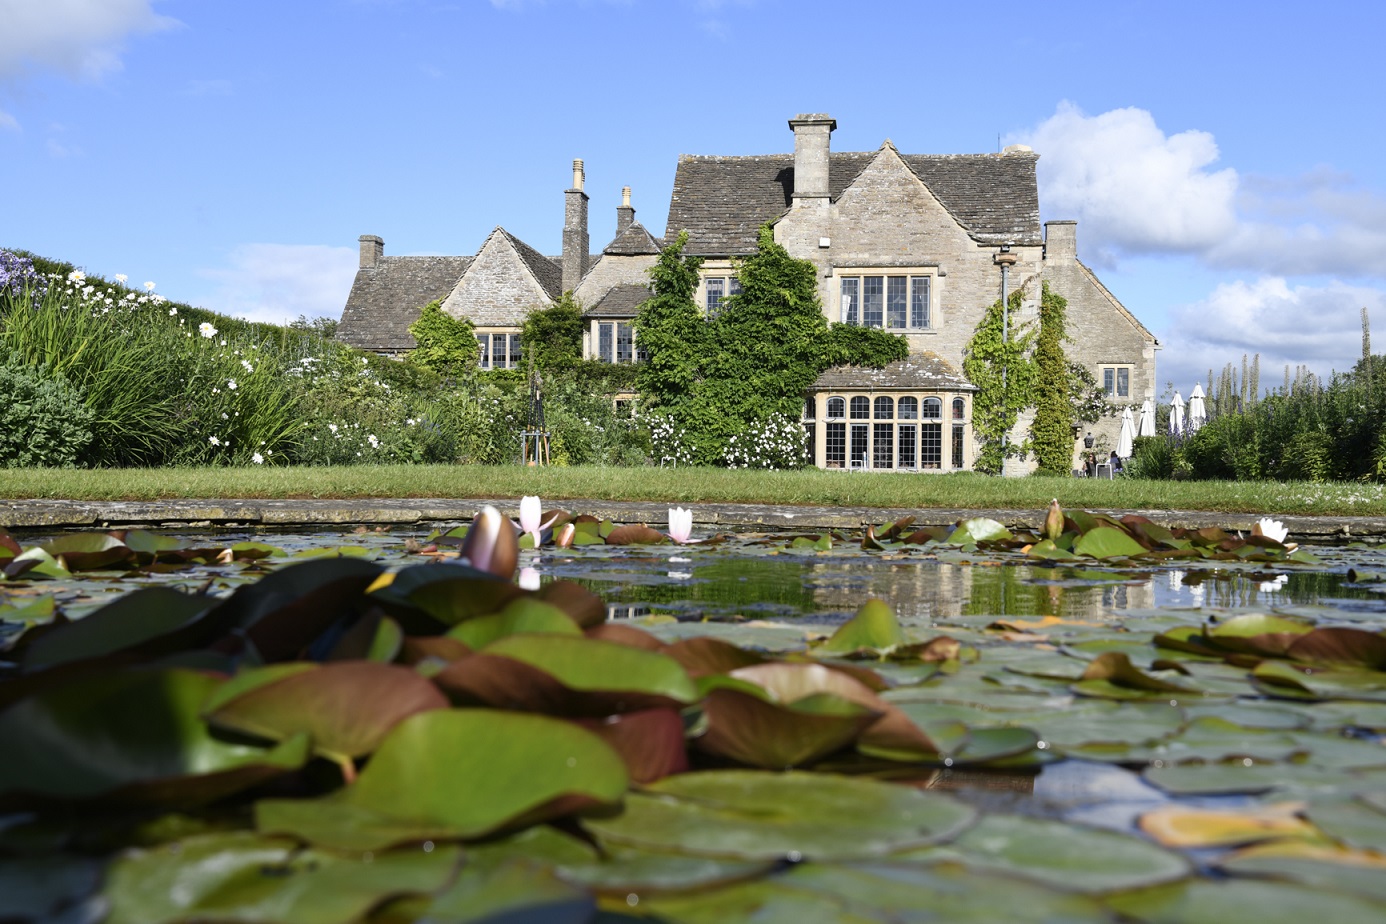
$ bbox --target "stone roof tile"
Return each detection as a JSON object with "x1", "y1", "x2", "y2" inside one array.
[
  {"x1": 337, "y1": 256, "x2": 471, "y2": 351},
  {"x1": 604, "y1": 221, "x2": 663, "y2": 256},
  {"x1": 811, "y1": 351, "x2": 977, "y2": 391},
  {"x1": 666, "y1": 151, "x2": 1041, "y2": 254},
  {"x1": 586, "y1": 283, "x2": 652, "y2": 317},
  {"x1": 500, "y1": 229, "x2": 563, "y2": 299}
]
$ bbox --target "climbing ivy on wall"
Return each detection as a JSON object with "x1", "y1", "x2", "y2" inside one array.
[
  {"x1": 636, "y1": 227, "x2": 907, "y2": 466},
  {"x1": 520, "y1": 292, "x2": 584, "y2": 373},
  {"x1": 407, "y1": 299, "x2": 478, "y2": 379},
  {"x1": 963, "y1": 290, "x2": 1034, "y2": 475},
  {"x1": 1029, "y1": 282, "x2": 1077, "y2": 475}
]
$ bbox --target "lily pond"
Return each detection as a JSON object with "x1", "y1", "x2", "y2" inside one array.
[{"x1": 4, "y1": 507, "x2": 1386, "y2": 923}]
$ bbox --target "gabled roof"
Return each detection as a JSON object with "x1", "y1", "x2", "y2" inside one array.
[
  {"x1": 603, "y1": 221, "x2": 663, "y2": 256},
  {"x1": 495, "y1": 228, "x2": 563, "y2": 300},
  {"x1": 666, "y1": 150, "x2": 1042, "y2": 255},
  {"x1": 586, "y1": 284, "x2": 652, "y2": 317},
  {"x1": 337, "y1": 256, "x2": 471, "y2": 351},
  {"x1": 811, "y1": 351, "x2": 977, "y2": 391}
]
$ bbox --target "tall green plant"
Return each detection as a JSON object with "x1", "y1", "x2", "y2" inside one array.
[
  {"x1": 408, "y1": 299, "x2": 479, "y2": 379},
  {"x1": 634, "y1": 231, "x2": 707, "y2": 422},
  {"x1": 963, "y1": 290, "x2": 1033, "y2": 475},
  {"x1": 520, "y1": 293, "x2": 584, "y2": 373},
  {"x1": 1029, "y1": 282, "x2": 1075, "y2": 475}
]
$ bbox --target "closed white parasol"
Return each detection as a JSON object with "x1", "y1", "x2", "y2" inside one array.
[
  {"x1": 1138, "y1": 399, "x2": 1156, "y2": 438},
  {"x1": 1116, "y1": 406, "x2": 1136, "y2": 459},
  {"x1": 1188, "y1": 383, "x2": 1207, "y2": 432}
]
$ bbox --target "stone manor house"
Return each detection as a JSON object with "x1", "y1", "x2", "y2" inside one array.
[{"x1": 338, "y1": 114, "x2": 1158, "y2": 473}]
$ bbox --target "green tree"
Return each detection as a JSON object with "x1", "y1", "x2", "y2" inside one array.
[
  {"x1": 634, "y1": 232, "x2": 707, "y2": 419},
  {"x1": 1029, "y1": 282, "x2": 1076, "y2": 475},
  {"x1": 407, "y1": 299, "x2": 478, "y2": 379},
  {"x1": 521, "y1": 292, "x2": 584, "y2": 373},
  {"x1": 963, "y1": 289, "x2": 1034, "y2": 475}
]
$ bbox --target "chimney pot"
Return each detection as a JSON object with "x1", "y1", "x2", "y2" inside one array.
[
  {"x1": 563, "y1": 160, "x2": 590, "y2": 292},
  {"x1": 622, "y1": 186, "x2": 631, "y2": 207},
  {"x1": 1044, "y1": 221, "x2": 1078, "y2": 262},
  {"x1": 572, "y1": 159, "x2": 585, "y2": 192},
  {"x1": 358, "y1": 235, "x2": 383, "y2": 269},
  {"x1": 788, "y1": 113, "x2": 836, "y2": 200}
]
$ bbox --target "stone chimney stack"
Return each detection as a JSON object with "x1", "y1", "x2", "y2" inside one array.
[
  {"x1": 562, "y1": 159, "x2": 590, "y2": 293},
  {"x1": 358, "y1": 235, "x2": 384, "y2": 269},
  {"x1": 1044, "y1": 221, "x2": 1077, "y2": 263},
  {"x1": 615, "y1": 186, "x2": 635, "y2": 236},
  {"x1": 788, "y1": 113, "x2": 836, "y2": 201}
]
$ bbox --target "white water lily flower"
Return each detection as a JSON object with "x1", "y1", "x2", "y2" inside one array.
[
  {"x1": 519, "y1": 496, "x2": 542, "y2": 536},
  {"x1": 668, "y1": 507, "x2": 693, "y2": 544},
  {"x1": 518, "y1": 567, "x2": 541, "y2": 591},
  {"x1": 1252, "y1": 518, "x2": 1289, "y2": 544}
]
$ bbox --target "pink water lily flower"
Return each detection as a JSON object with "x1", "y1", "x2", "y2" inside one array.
[
  {"x1": 517, "y1": 495, "x2": 561, "y2": 547},
  {"x1": 668, "y1": 507, "x2": 694, "y2": 544}
]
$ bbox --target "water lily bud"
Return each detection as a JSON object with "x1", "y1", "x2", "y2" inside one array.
[
  {"x1": 554, "y1": 522, "x2": 576, "y2": 549},
  {"x1": 1043, "y1": 499, "x2": 1064, "y2": 542},
  {"x1": 460, "y1": 505, "x2": 519, "y2": 580}
]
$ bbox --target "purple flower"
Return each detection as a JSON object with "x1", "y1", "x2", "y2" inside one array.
[{"x1": 0, "y1": 250, "x2": 48, "y2": 307}]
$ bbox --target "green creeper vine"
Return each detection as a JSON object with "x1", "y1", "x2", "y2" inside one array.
[
  {"x1": 1029, "y1": 282, "x2": 1077, "y2": 475},
  {"x1": 407, "y1": 299, "x2": 478, "y2": 379},
  {"x1": 963, "y1": 289, "x2": 1034, "y2": 475}
]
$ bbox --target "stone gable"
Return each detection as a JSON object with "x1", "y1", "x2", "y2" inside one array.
[{"x1": 441, "y1": 229, "x2": 555, "y2": 328}]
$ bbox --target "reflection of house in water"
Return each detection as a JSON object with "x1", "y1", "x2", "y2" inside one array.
[{"x1": 803, "y1": 560, "x2": 1154, "y2": 623}]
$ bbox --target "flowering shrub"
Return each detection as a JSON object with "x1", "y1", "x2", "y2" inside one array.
[
  {"x1": 646, "y1": 411, "x2": 694, "y2": 467},
  {"x1": 0, "y1": 250, "x2": 48, "y2": 308},
  {"x1": 722, "y1": 413, "x2": 807, "y2": 470},
  {"x1": 0, "y1": 353, "x2": 93, "y2": 467}
]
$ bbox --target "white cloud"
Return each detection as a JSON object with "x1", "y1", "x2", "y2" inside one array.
[
  {"x1": 1012, "y1": 103, "x2": 1386, "y2": 280},
  {"x1": 1157, "y1": 277, "x2": 1386, "y2": 393},
  {"x1": 196, "y1": 244, "x2": 358, "y2": 326},
  {"x1": 0, "y1": 109, "x2": 17, "y2": 132},
  {"x1": 0, "y1": 0, "x2": 177, "y2": 81},
  {"x1": 1011, "y1": 102, "x2": 1238, "y2": 263}
]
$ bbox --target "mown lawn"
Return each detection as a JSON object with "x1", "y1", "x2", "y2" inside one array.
[{"x1": 2, "y1": 465, "x2": 1385, "y2": 516}]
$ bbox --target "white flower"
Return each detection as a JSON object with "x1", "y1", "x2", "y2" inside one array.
[
  {"x1": 1252, "y1": 518, "x2": 1289, "y2": 544},
  {"x1": 169, "y1": 306, "x2": 178, "y2": 316},
  {"x1": 328, "y1": 423, "x2": 339, "y2": 433},
  {"x1": 240, "y1": 359, "x2": 253, "y2": 373},
  {"x1": 115, "y1": 273, "x2": 128, "y2": 284},
  {"x1": 518, "y1": 567, "x2": 541, "y2": 591},
  {"x1": 144, "y1": 281, "x2": 156, "y2": 291},
  {"x1": 68, "y1": 270, "x2": 85, "y2": 283},
  {"x1": 367, "y1": 434, "x2": 379, "y2": 448},
  {"x1": 220, "y1": 412, "x2": 228, "y2": 420},
  {"x1": 227, "y1": 379, "x2": 237, "y2": 390},
  {"x1": 252, "y1": 452, "x2": 264, "y2": 464},
  {"x1": 668, "y1": 507, "x2": 693, "y2": 544},
  {"x1": 208, "y1": 436, "x2": 221, "y2": 446},
  {"x1": 199, "y1": 322, "x2": 218, "y2": 339}
]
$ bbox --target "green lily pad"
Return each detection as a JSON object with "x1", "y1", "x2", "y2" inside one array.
[
  {"x1": 444, "y1": 598, "x2": 581, "y2": 649},
  {"x1": 433, "y1": 634, "x2": 697, "y2": 716},
  {"x1": 939, "y1": 813, "x2": 1191, "y2": 893},
  {"x1": 1219, "y1": 840, "x2": 1386, "y2": 904},
  {"x1": 584, "y1": 770, "x2": 977, "y2": 861},
  {"x1": 949, "y1": 518, "x2": 1012, "y2": 544},
  {"x1": 1106, "y1": 878, "x2": 1386, "y2": 923},
  {"x1": 382, "y1": 858, "x2": 594, "y2": 924},
  {"x1": 816, "y1": 598, "x2": 907, "y2": 657},
  {"x1": 0, "y1": 668, "x2": 310, "y2": 805},
  {"x1": 103, "y1": 832, "x2": 461, "y2": 924},
  {"x1": 18, "y1": 586, "x2": 216, "y2": 673},
  {"x1": 204, "y1": 661, "x2": 448, "y2": 766},
  {"x1": 1072, "y1": 527, "x2": 1148, "y2": 560},
  {"x1": 256, "y1": 709, "x2": 628, "y2": 850}
]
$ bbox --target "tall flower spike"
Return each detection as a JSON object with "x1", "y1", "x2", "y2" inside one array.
[
  {"x1": 668, "y1": 507, "x2": 693, "y2": 544},
  {"x1": 460, "y1": 505, "x2": 519, "y2": 580}
]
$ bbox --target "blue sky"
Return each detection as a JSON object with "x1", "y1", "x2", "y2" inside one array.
[{"x1": 3, "y1": 0, "x2": 1385, "y2": 395}]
